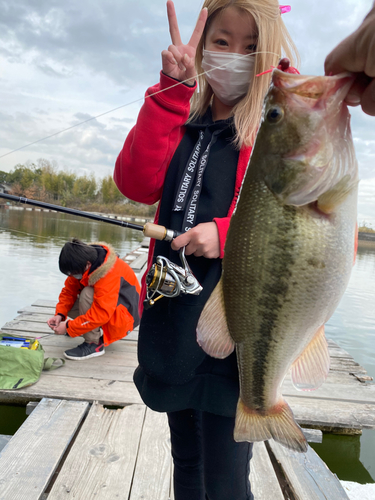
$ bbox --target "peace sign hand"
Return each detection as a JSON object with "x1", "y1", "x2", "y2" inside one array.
[{"x1": 162, "y1": 0, "x2": 208, "y2": 85}]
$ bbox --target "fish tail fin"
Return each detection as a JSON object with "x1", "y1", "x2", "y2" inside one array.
[{"x1": 234, "y1": 398, "x2": 308, "y2": 453}]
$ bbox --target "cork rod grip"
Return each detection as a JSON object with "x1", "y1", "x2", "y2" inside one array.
[{"x1": 143, "y1": 222, "x2": 167, "y2": 241}]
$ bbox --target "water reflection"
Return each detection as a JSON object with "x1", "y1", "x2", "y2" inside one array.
[
  {"x1": 0, "y1": 405, "x2": 28, "y2": 437},
  {"x1": 326, "y1": 246, "x2": 375, "y2": 377},
  {"x1": 1, "y1": 208, "x2": 145, "y2": 249},
  {"x1": 311, "y1": 433, "x2": 374, "y2": 483},
  {"x1": 0, "y1": 208, "x2": 144, "y2": 327}
]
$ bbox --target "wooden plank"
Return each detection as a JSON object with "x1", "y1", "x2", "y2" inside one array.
[
  {"x1": 26, "y1": 402, "x2": 39, "y2": 415},
  {"x1": 37, "y1": 347, "x2": 137, "y2": 382},
  {"x1": 140, "y1": 237, "x2": 151, "y2": 248},
  {"x1": 39, "y1": 334, "x2": 138, "y2": 351},
  {"x1": 2, "y1": 319, "x2": 139, "y2": 341},
  {"x1": 130, "y1": 408, "x2": 172, "y2": 500},
  {"x1": 250, "y1": 442, "x2": 284, "y2": 500},
  {"x1": 1, "y1": 320, "x2": 52, "y2": 334},
  {"x1": 123, "y1": 330, "x2": 139, "y2": 342},
  {"x1": 17, "y1": 306, "x2": 55, "y2": 315},
  {"x1": 283, "y1": 371, "x2": 365, "y2": 389},
  {"x1": 302, "y1": 429, "x2": 322, "y2": 444},
  {"x1": 268, "y1": 441, "x2": 349, "y2": 500},
  {"x1": 125, "y1": 254, "x2": 137, "y2": 261},
  {"x1": 0, "y1": 434, "x2": 12, "y2": 452},
  {"x1": 45, "y1": 344, "x2": 138, "y2": 365},
  {"x1": 288, "y1": 396, "x2": 375, "y2": 431},
  {"x1": 14, "y1": 313, "x2": 52, "y2": 323},
  {"x1": 329, "y1": 357, "x2": 366, "y2": 370},
  {"x1": 48, "y1": 403, "x2": 146, "y2": 500},
  {"x1": 0, "y1": 374, "x2": 142, "y2": 406},
  {"x1": 327, "y1": 343, "x2": 355, "y2": 359},
  {"x1": 282, "y1": 376, "x2": 375, "y2": 403},
  {"x1": 32, "y1": 299, "x2": 57, "y2": 308},
  {"x1": 350, "y1": 373, "x2": 374, "y2": 383},
  {"x1": 0, "y1": 329, "x2": 50, "y2": 339},
  {"x1": 0, "y1": 398, "x2": 89, "y2": 500},
  {"x1": 129, "y1": 252, "x2": 148, "y2": 272}
]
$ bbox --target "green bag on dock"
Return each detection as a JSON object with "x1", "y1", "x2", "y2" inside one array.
[{"x1": 0, "y1": 334, "x2": 65, "y2": 390}]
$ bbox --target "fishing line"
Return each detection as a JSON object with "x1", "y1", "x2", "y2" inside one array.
[
  {"x1": 0, "y1": 225, "x2": 56, "y2": 241},
  {"x1": 0, "y1": 51, "x2": 280, "y2": 161},
  {"x1": 0, "y1": 224, "x2": 90, "y2": 244},
  {"x1": 0, "y1": 224, "x2": 130, "y2": 252}
]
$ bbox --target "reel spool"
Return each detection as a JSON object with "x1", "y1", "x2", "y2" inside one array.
[{"x1": 144, "y1": 248, "x2": 203, "y2": 309}]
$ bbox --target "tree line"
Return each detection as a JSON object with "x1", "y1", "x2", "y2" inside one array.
[{"x1": 0, "y1": 159, "x2": 157, "y2": 217}]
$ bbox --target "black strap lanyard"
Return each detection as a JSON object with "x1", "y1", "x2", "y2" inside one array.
[
  {"x1": 173, "y1": 130, "x2": 204, "y2": 212},
  {"x1": 173, "y1": 130, "x2": 219, "y2": 232}
]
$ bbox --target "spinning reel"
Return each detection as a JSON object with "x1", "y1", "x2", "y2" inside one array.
[{"x1": 144, "y1": 248, "x2": 203, "y2": 309}]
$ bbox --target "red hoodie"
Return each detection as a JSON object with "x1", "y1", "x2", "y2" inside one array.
[{"x1": 114, "y1": 72, "x2": 252, "y2": 314}]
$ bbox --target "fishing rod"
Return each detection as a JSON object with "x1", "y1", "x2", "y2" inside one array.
[
  {"x1": 0, "y1": 192, "x2": 178, "y2": 242},
  {"x1": 0, "y1": 192, "x2": 203, "y2": 307}
]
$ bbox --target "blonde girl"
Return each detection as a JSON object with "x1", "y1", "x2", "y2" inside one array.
[{"x1": 114, "y1": 1, "x2": 298, "y2": 498}]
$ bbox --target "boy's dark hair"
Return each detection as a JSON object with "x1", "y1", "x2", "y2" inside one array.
[{"x1": 59, "y1": 238, "x2": 98, "y2": 275}]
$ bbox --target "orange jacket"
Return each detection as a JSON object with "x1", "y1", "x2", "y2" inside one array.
[{"x1": 55, "y1": 242, "x2": 140, "y2": 346}]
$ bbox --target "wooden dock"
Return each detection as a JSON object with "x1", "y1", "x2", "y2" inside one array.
[
  {"x1": 1, "y1": 300, "x2": 373, "y2": 435},
  {"x1": 1, "y1": 244, "x2": 374, "y2": 499}
]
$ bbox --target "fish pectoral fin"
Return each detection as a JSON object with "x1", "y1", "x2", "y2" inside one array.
[
  {"x1": 196, "y1": 278, "x2": 235, "y2": 359},
  {"x1": 317, "y1": 175, "x2": 358, "y2": 214},
  {"x1": 234, "y1": 398, "x2": 307, "y2": 453},
  {"x1": 291, "y1": 325, "x2": 330, "y2": 391}
]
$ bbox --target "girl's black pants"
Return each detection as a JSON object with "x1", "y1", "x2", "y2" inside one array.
[{"x1": 167, "y1": 408, "x2": 254, "y2": 500}]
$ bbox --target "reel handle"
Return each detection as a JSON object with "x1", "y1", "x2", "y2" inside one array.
[{"x1": 143, "y1": 222, "x2": 182, "y2": 242}]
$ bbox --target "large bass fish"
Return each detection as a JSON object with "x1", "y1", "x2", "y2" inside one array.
[{"x1": 197, "y1": 69, "x2": 359, "y2": 452}]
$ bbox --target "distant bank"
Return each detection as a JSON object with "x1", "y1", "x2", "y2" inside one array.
[
  {"x1": 0, "y1": 204, "x2": 152, "y2": 225},
  {"x1": 2, "y1": 203, "x2": 374, "y2": 249},
  {"x1": 358, "y1": 231, "x2": 375, "y2": 249}
]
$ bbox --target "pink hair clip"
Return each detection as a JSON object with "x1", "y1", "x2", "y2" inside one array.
[{"x1": 280, "y1": 5, "x2": 291, "y2": 14}]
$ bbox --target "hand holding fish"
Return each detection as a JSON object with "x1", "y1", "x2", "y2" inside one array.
[
  {"x1": 162, "y1": 0, "x2": 207, "y2": 85},
  {"x1": 171, "y1": 222, "x2": 220, "y2": 258},
  {"x1": 324, "y1": 3, "x2": 375, "y2": 116}
]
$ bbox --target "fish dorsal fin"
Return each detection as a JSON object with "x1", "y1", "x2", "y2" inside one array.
[
  {"x1": 196, "y1": 278, "x2": 235, "y2": 359},
  {"x1": 291, "y1": 325, "x2": 330, "y2": 391}
]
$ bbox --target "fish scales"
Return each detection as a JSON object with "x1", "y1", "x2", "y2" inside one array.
[
  {"x1": 224, "y1": 165, "x2": 356, "y2": 412},
  {"x1": 197, "y1": 69, "x2": 358, "y2": 452}
]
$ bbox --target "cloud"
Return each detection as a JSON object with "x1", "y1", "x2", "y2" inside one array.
[
  {"x1": 0, "y1": 0, "x2": 374, "y2": 224},
  {"x1": 0, "y1": 0, "x2": 186, "y2": 86},
  {"x1": 358, "y1": 178, "x2": 375, "y2": 226}
]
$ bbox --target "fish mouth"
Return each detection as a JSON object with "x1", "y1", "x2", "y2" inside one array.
[{"x1": 272, "y1": 69, "x2": 355, "y2": 102}]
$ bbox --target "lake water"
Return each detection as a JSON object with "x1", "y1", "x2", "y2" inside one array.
[{"x1": 0, "y1": 207, "x2": 374, "y2": 483}]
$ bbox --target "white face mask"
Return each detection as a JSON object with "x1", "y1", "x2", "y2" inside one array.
[{"x1": 201, "y1": 49, "x2": 255, "y2": 107}]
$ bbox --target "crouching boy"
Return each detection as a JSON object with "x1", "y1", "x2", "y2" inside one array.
[{"x1": 47, "y1": 238, "x2": 140, "y2": 360}]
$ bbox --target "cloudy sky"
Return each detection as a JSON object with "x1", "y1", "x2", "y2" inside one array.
[{"x1": 1, "y1": 0, "x2": 374, "y2": 225}]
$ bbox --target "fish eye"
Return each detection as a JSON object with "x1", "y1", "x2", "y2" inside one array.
[{"x1": 266, "y1": 106, "x2": 284, "y2": 124}]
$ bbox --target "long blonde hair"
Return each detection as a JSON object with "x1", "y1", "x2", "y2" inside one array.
[{"x1": 190, "y1": 0, "x2": 300, "y2": 147}]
